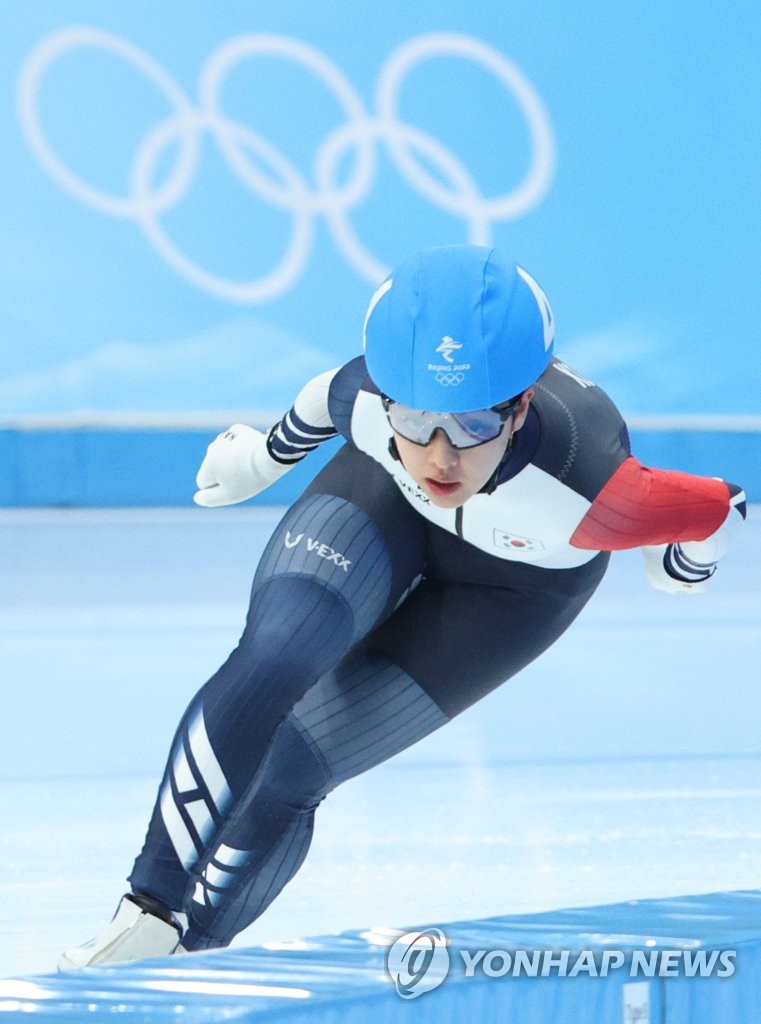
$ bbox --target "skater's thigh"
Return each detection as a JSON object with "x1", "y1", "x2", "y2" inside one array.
[
  {"x1": 360, "y1": 551, "x2": 609, "y2": 717},
  {"x1": 252, "y1": 443, "x2": 428, "y2": 623}
]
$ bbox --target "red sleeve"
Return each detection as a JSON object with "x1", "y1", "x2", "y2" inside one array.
[{"x1": 570, "y1": 456, "x2": 731, "y2": 551}]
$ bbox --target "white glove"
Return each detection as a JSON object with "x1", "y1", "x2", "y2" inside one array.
[
  {"x1": 641, "y1": 490, "x2": 746, "y2": 594},
  {"x1": 193, "y1": 424, "x2": 291, "y2": 507},
  {"x1": 642, "y1": 542, "x2": 715, "y2": 594}
]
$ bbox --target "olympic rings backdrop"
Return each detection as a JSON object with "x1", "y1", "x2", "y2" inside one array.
[{"x1": 1, "y1": 1, "x2": 760, "y2": 503}]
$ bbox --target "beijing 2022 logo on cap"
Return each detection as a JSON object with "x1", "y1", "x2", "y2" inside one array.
[
  {"x1": 386, "y1": 928, "x2": 450, "y2": 999},
  {"x1": 429, "y1": 336, "x2": 471, "y2": 387}
]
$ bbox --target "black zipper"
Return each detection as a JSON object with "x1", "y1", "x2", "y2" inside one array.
[{"x1": 455, "y1": 506, "x2": 464, "y2": 538}]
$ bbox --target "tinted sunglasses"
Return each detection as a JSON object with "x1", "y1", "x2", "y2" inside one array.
[{"x1": 382, "y1": 396, "x2": 520, "y2": 449}]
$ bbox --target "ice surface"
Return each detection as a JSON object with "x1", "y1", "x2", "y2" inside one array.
[{"x1": 1, "y1": 508, "x2": 759, "y2": 978}]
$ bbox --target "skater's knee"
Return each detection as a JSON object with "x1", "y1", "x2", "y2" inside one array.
[
  {"x1": 261, "y1": 716, "x2": 333, "y2": 808},
  {"x1": 242, "y1": 576, "x2": 355, "y2": 668}
]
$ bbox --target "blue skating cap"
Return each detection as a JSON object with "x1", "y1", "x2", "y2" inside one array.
[{"x1": 363, "y1": 244, "x2": 555, "y2": 412}]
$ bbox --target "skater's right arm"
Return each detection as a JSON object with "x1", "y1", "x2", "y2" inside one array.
[{"x1": 193, "y1": 368, "x2": 340, "y2": 507}]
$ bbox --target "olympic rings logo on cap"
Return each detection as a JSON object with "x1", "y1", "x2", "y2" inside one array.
[
  {"x1": 434, "y1": 371, "x2": 466, "y2": 386},
  {"x1": 16, "y1": 28, "x2": 556, "y2": 304}
]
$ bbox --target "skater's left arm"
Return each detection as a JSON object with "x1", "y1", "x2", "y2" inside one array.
[{"x1": 570, "y1": 456, "x2": 747, "y2": 593}]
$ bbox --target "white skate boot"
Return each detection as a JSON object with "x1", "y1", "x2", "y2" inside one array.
[{"x1": 58, "y1": 893, "x2": 183, "y2": 971}]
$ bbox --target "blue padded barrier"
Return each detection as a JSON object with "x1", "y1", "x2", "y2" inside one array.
[
  {"x1": 0, "y1": 427, "x2": 341, "y2": 508},
  {"x1": 0, "y1": 424, "x2": 759, "y2": 507},
  {"x1": 0, "y1": 891, "x2": 758, "y2": 1021}
]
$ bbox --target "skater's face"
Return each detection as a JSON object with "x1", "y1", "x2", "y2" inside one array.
[{"x1": 393, "y1": 391, "x2": 533, "y2": 508}]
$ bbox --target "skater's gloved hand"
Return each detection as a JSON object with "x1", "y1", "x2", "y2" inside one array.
[
  {"x1": 193, "y1": 424, "x2": 290, "y2": 507},
  {"x1": 641, "y1": 491, "x2": 746, "y2": 594},
  {"x1": 641, "y1": 542, "x2": 716, "y2": 594}
]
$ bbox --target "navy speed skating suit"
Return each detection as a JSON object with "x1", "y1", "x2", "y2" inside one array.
[{"x1": 129, "y1": 356, "x2": 745, "y2": 950}]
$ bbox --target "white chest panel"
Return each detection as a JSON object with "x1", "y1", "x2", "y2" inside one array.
[{"x1": 351, "y1": 392, "x2": 597, "y2": 569}]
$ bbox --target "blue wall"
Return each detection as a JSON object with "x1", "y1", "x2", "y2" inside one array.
[
  {"x1": 3, "y1": 892, "x2": 760, "y2": 1021},
  {"x1": 1, "y1": 425, "x2": 759, "y2": 507}
]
